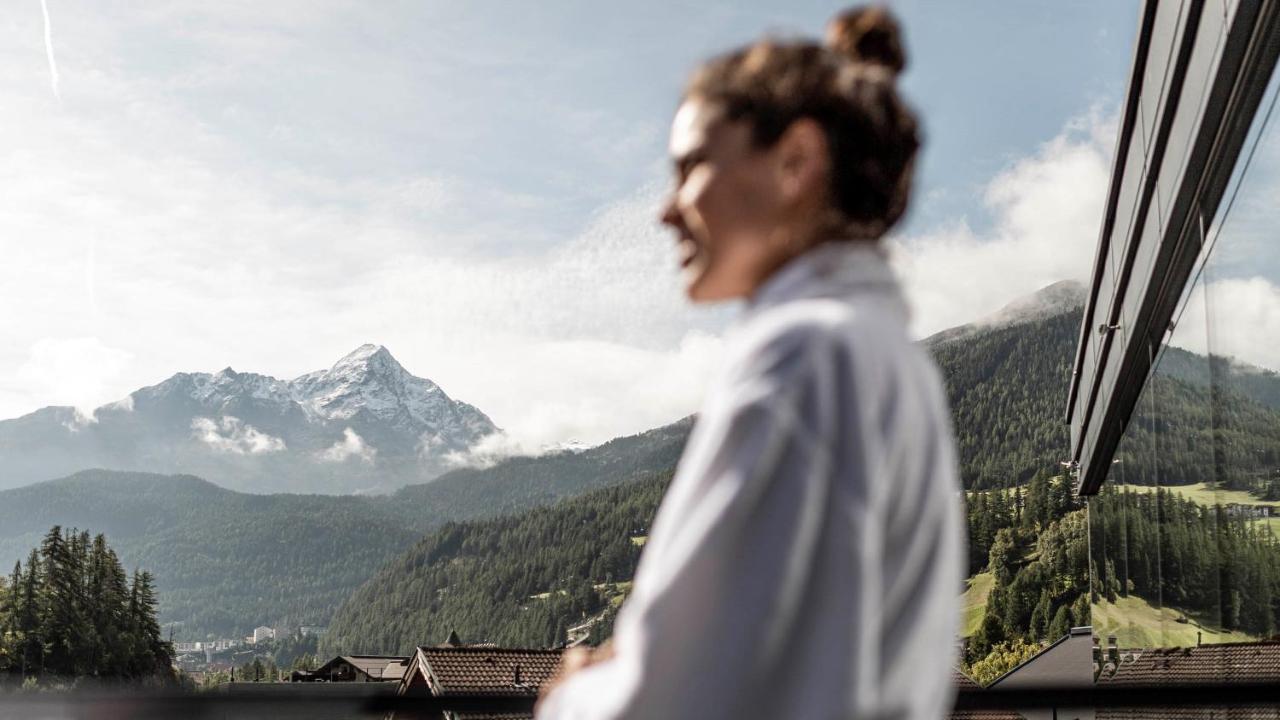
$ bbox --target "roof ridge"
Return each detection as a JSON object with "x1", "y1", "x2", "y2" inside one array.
[{"x1": 417, "y1": 645, "x2": 562, "y2": 654}]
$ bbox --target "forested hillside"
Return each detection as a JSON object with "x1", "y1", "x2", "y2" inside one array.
[
  {"x1": 0, "y1": 471, "x2": 423, "y2": 639},
  {"x1": 0, "y1": 421, "x2": 690, "y2": 639},
  {"x1": 1110, "y1": 367, "x2": 1280, "y2": 495},
  {"x1": 929, "y1": 309, "x2": 1080, "y2": 490},
  {"x1": 385, "y1": 417, "x2": 690, "y2": 524},
  {"x1": 962, "y1": 474, "x2": 1091, "y2": 682},
  {"x1": 321, "y1": 473, "x2": 669, "y2": 655}
]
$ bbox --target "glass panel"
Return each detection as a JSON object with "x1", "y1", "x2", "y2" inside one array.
[
  {"x1": 1094, "y1": 35, "x2": 1280, "y2": 665},
  {"x1": 1197, "y1": 69, "x2": 1280, "y2": 643},
  {"x1": 1156, "y1": 3, "x2": 1226, "y2": 225},
  {"x1": 1140, "y1": 0, "x2": 1186, "y2": 154},
  {"x1": 1090, "y1": 370, "x2": 1160, "y2": 656},
  {"x1": 1151, "y1": 275, "x2": 1223, "y2": 644}
]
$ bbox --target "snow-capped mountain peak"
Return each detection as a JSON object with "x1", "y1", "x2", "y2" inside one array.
[
  {"x1": 11, "y1": 345, "x2": 501, "y2": 494},
  {"x1": 290, "y1": 344, "x2": 455, "y2": 426}
]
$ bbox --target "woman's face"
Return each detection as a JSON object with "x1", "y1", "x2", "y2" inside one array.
[{"x1": 660, "y1": 97, "x2": 792, "y2": 303}]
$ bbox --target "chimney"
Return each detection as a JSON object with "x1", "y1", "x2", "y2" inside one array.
[
  {"x1": 513, "y1": 663, "x2": 522, "y2": 685},
  {"x1": 1198, "y1": 631, "x2": 1203, "y2": 647},
  {"x1": 1107, "y1": 634, "x2": 1120, "y2": 666}
]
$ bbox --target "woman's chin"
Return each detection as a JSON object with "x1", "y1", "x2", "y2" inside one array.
[{"x1": 684, "y1": 274, "x2": 740, "y2": 304}]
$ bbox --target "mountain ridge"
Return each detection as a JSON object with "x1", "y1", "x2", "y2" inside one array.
[
  {"x1": 924, "y1": 279, "x2": 1087, "y2": 348},
  {"x1": 0, "y1": 344, "x2": 497, "y2": 494}
]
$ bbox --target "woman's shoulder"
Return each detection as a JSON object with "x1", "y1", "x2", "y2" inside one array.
[{"x1": 724, "y1": 296, "x2": 912, "y2": 385}]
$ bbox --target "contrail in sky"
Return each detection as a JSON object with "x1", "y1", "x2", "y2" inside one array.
[{"x1": 40, "y1": 0, "x2": 61, "y2": 101}]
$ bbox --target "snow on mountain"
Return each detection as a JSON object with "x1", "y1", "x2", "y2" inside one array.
[
  {"x1": 978, "y1": 280, "x2": 1087, "y2": 328},
  {"x1": 925, "y1": 280, "x2": 1086, "y2": 347},
  {"x1": 0, "y1": 345, "x2": 499, "y2": 494},
  {"x1": 290, "y1": 344, "x2": 490, "y2": 438}
]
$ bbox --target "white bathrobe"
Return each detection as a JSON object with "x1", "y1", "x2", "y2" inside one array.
[{"x1": 538, "y1": 242, "x2": 963, "y2": 720}]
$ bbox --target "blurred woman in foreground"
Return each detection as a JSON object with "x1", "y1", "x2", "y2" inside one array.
[{"x1": 538, "y1": 6, "x2": 963, "y2": 719}]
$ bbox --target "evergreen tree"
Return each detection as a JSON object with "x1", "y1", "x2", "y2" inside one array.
[{"x1": 0, "y1": 527, "x2": 172, "y2": 682}]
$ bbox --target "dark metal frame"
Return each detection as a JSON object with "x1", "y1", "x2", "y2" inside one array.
[
  {"x1": 5, "y1": 685, "x2": 1280, "y2": 718},
  {"x1": 1066, "y1": 0, "x2": 1280, "y2": 495}
]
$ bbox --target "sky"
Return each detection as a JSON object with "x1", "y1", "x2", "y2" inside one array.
[{"x1": 1, "y1": 0, "x2": 1142, "y2": 450}]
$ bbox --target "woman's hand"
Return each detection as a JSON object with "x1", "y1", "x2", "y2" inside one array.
[{"x1": 537, "y1": 642, "x2": 615, "y2": 710}]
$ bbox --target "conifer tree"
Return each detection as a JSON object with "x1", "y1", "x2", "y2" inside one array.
[{"x1": 0, "y1": 527, "x2": 172, "y2": 682}]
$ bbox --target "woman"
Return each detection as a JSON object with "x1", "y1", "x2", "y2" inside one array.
[{"x1": 538, "y1": 6, "x2": 962, "y2": 719}]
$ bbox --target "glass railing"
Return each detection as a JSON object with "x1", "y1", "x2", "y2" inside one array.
[{"x1": 4, "y1": 684, "x2": 1280, "y2": 718}]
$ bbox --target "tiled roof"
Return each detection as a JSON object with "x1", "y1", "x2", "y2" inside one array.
[
  {"x1": 1097, "y1": 709, "x2": 1280, "y2": 719},
  {"x1": 312, "y1": 654, "x2": 392, "y2": 679},
  {"x1": 333, "y1": 655, "x2": 409, "y2": 680},
  {"x1": 948, "y1": 712, "x2": 1023, "y2": 720},
  {"x1": 419, "y1": 646, "x2": 563, "y2": 697},
  {"x1": 1100, "y1": 642, "x2": 1280, "y2": 686},
  {"x1": 952, "y1": 668, "x2": 981, "y2": 691},
  {"x1": 947, "y1": 668, "x2": 1022, "y2": 720}
]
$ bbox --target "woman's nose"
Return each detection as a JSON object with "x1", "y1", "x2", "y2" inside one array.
[{"x1": 659, "y1": 195, "x2": 681, "y2": 229}]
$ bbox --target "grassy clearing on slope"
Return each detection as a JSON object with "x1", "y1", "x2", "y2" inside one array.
[
  {"x1": 1256, "y1": 517, "x2": 1280, "y2": 540},
  {"x1": 1123, "y1": 482, "x2": 1280, "y2": 508},
  {"x1": 961, "y1": 572, "x2": 995, "y2": 638},
  {"x1": 1092, "y1": 595, "x2": 1256, "y2": 648}
]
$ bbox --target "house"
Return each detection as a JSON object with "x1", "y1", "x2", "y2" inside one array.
[
  {"x1": 252, "y1": 626, "x2": 275, "y2": 644},
  {"x1": 394, "y1": 644, "x2": 564, "y2": 720},
  {"x1": 1098, "y1": 640, "x2": 1280, "y2": 685},
  {"x1": 293, "y1": 655, "x2": 411, "y2": 683},
  {"x1": 949, "y1": 668, "x2": 1021, "y2": 720},
  {"x1": 1093, "y1": 640, "x2": 1280, "y2": 718},
  {"x1": 985, "y1": 627, "x2": 1095, "y2": 720}
]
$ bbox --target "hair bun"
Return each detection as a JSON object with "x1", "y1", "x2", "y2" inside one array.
[{"x1": 825, "y1": 5, "x2": 906, "y2": 76}]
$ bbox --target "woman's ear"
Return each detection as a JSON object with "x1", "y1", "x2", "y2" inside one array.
[{"x1": 774, "y1": 118, "x2": 831, "y2": 204}]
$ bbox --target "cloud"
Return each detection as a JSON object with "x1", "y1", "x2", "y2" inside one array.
[
  {"x1": 441, "y1": 331, "x2": 723, "y2": 450},
  {"x1": 110, "y1": 394, "x2": 135, "y2": 412},
  {"x1": 0, "y1": 0, "x2": 1129, "y2": 455},
  {"x1": 1169, "y1": 276, "x2": 1280, "y2": 373},
  {"x1": 318, "y1": 427, "x2": 376, "y2": 463},
  {"x1": 442, "y1": 432, "x2": 537, "y2": 470},
  {"x1": 891, "y1": 108, "x2": 1117, "y2": 338},
  {"x1": 11, "y1": 337, "x2": 133, "y2": 423},
  {"x1": 191, "y1": 416, "x2": 286, "y2": 454}
]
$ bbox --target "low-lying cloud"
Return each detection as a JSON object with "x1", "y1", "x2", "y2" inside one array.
[
  {"x1": 11, "y1": 337, "x2": 133, "y2": 426},
  {"x1": 1174, "y1": 276, "x2": 1280, "y2": 373},
  {"x1": 192, "y1": 416, "x2": 287, "y2": 455},
  {"x1": 318, "y1": 427, "x2": 376, "y2": 463}
]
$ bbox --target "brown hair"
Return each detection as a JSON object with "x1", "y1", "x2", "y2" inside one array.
[{"x1": 684, "y1": 5, "x2": 919, "y2": 240}]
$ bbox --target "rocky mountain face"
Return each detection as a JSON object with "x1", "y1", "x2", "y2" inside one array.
[{"x1": 0, "y1": 345, "x2": 497, "y2": 494}]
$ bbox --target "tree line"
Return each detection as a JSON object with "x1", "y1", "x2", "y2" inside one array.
[
  {"x1": 0, "y1": 526, "x2": 173, "y2": 684},
  {"x1": 1090, "y1": 487, "x2": 1280, "y2": 637},
  {"x1": 963, "y1": 470, "x2": 1090, "y2": 682},
  {"x1": 321, "y1": 473, "x2": 669, "y2": 655}
]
